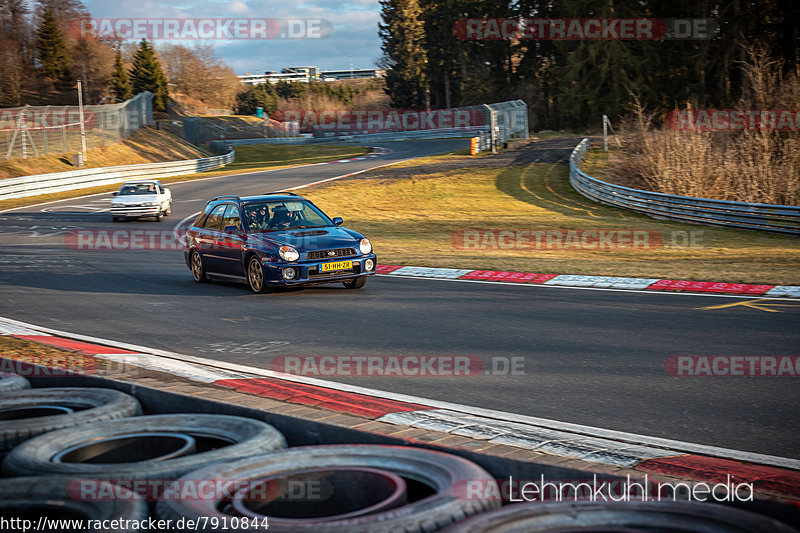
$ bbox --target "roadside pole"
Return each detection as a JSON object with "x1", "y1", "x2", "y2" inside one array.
[{"x1": 78, "y1": 80, "x2": 87, "y2": 164}]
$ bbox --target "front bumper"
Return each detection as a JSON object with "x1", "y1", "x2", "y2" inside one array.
[
  {"x1": 260, "y1": 254, "x2": 377, "y2": 286},
  {"x1": 111, "y1": 205, "x2": 161, "y2": 217}
]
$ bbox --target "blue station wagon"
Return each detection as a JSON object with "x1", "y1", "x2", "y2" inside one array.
[{"x1": 184, "y1": 193, "x2": 377, "y2": 293}]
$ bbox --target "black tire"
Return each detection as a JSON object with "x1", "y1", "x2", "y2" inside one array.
[
  {"x1": 156, "y1": 444, "x2": 500, "y2": 532},
  {"x1": 247, "y1": 256, "x2": 272, "y2": 293},
  {"x1": 0, "y1": 372, "x2": 30, "y2": 392},
  {"x1": 155, "y1": 211, "x2": 163, "y2": 222},
  {"x1": 437, "y1": 501, "x2": 799, "y2": 532},
  {"x1": 342, "y1": 276, "x2": 367, "y2": 290},
  {"x1": 0, "y1": 476, "x2": 147, "y2": 531},
  {"x1": 0, "y1": 387, "x2": 141, "y2": 452},
  {"x1": 112, "y1": 216, "x2": 120, "y2": 222},
  {"x1": 190, "y1": 250, "x2": 209, "y2": 283},
  {"x1": 3, "y1": 414, "x2": 287, "y2": 487}
]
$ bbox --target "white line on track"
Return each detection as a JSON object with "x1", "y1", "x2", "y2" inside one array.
[{"x1": 1, "y1": 315, "x2": 798, "y2": 470}]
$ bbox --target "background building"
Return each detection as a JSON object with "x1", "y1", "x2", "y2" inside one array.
[{"x1": 238, "y1": 67, "x2": 384, "y2": 85}]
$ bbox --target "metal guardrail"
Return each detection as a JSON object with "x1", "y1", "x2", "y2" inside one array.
[
  {"x1": 0, "y1": 149, "x2": 234, "y2": 201},
  {"x1": 212, "y1": 99, "x2": 528, "y2": 150},
  {"x1": 221, "y1": 127, "x2": 488, "y2": 146},
  {"x1": 569, "y1": 138, "x2": 800, "y2": 235}
]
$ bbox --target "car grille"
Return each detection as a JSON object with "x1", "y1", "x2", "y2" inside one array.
[
  {"x1": 111, "y1": 205, "x2": 157, "y2": 213},
  {"x1": 306, "y1": 248, "x2": 356, "y2": 260}
]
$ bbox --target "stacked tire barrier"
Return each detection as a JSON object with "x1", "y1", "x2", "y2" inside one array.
[
  {"x1": 1, "y1": 372, "x2": 797, "y2": 532},
  {"x1": 0, "y1": 373, "x2": 501, "y2": 532}
]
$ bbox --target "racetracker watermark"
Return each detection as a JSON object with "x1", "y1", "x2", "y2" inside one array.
[
  {"x1": 65, "y1": 230, "x2": 184, "y2": 251},
  {"x1": 0, "y1": 355, "x2": 97, "y2": 377},
  {"x1": 0, "y1": 107, "x2": 97, "y2": 130},
  {"x1": 270, "y1": 355, "x2": 525, "y2": 377},
  {"x1": 665, "y1": 356, "x2": 800, "y2": 377},
  {"x1": 451, "y1": 229, "x2": 704, "y2": 250},
  {"x1": 67, "y1": 18, "x2": 333, "y2": 40},
  {"x1": 272, "y1": 109, "x2": 485, "y2": 133},
  {"x1": 68, "y1": 478, "x2": 330, "y2": 501},
  {"x1": 456, "y1": 475, "x2": 753, "y2": 502},
  {"x1": 453, "y1": 18, "x2": 716, "y2": 40},
  {"x1": 664, "y1": 109, "x2": 800, "y2": 131}
]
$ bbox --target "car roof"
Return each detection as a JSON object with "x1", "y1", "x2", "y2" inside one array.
[
  {"x1": 121, "y1": 180, "x2": 162, "y2": 186},
  {"x1": 241, "y1": 194, "x2": 306, "y2": 203},
  {"x1": 206, "y1": 194, "x2": 307, "y2": 204},
  {"x1": 204, "y1": 193, "x2": 309, "y2": 207}
]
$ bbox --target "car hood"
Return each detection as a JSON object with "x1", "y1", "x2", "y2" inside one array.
[
  {"x1": 248, "y1": 226, "x2": 363, "y2": 251},
  {"x1": 111, "y1": 194, "x2": 158, "y2": 205}
]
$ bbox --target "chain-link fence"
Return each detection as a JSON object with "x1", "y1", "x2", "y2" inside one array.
[
  {"x1": 0, "y1": 92, "x2": 154, "y2": 160},
  {"x1": 456, "y1": 100, "x2": 530, "y2": 152},
  {"x1": 180, "y1": 116, "x2": 292, "y2": 145}
]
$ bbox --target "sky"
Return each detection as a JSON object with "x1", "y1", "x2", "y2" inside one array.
[{"x1": 79, "y1": 0, "x2": 384, "y2": 74}]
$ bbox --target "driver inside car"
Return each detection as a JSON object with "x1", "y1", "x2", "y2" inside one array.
[
  {"x1": 245, "y1": 207, "x2": 261, "y2": 230},
  {"x1": 268, "y1": 206, "x2": 297, "y2": 229}
]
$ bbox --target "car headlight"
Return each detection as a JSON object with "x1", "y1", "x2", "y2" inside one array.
[
  {"x1": 143, "y1": 202, "x2": 158, "y2": 206},
  {"x1": 359, "y1": 238, "x2": 372, "y2": 254},
  {"x1": 279, "y1": 246, "x2": 299, "y2": 262}
]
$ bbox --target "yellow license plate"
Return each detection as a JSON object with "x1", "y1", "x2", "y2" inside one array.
[{"x1": 320, "y1": 260, "x2": 352, "y2": 272}]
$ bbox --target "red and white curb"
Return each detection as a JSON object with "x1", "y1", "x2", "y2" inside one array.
[
  {"x1": 377, "y1": 265, "x2": 800, "y2": 298},
  {"x1": 1, "y1": 315, "x2": 799, "y2": 499}
]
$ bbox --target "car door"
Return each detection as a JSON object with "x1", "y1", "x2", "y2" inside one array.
[
  {"x1": 216, "y1": 204, "x2": 247, "y2": 277},
  {"x1": 195, "y1": 204, "x2": 226, "y2": 273}
]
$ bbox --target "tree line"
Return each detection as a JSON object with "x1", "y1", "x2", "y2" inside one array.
[
  {"x1": 0, "y1": 0, "x2": 240, "y2": 112},
  {"x1": 235, "y1": 79, "x2": 366, "y2": 116},
  {"x1": 379, "y1": 0, "x2": 800, "y2": 129}
]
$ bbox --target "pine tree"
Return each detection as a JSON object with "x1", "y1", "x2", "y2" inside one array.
[
  {"x1": 35, "y1": 4, "x2": 71, "y2": 94},
  {"x1": 235, "y1": 83, "x2": 278, "y2": 116},
  {"x1": 551, "y1": 0, "x2": 656, "y2": 127},
  {"x1": 130, "y1": 39, "x2": 169, "y2": 111},
  {"x1": 379, "y1": 0, "x2": 429, "y2": 108},
  {"x1": 111, "y1": 47, "x2": 132, "y2": 101}
]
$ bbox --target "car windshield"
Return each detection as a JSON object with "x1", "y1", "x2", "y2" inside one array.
[
  {"x1": 242, "y1": 200, "x2": 333, "y2": 232},
  {"x1": 119, "y1": 183, "x2": 157, "y2": 195}
]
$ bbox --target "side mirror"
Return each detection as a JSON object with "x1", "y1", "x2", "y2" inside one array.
[
  {"x1": 224, "y1": 225, "x2": 242, "y2": 235},
  {"x1": 112, "y1": 192, "x2": 118, "y2": 196},
  {"x1": 332, "y1": 217, "x2": 343, "y2": 226}
]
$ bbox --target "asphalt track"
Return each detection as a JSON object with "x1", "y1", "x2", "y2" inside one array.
[{"x1": 0, "y1": 138, "x2": 797, "y2": 460}]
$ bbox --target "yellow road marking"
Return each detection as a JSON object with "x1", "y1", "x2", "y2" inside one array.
[
  {"x1": 698, "y1": 298, "x2": 800, "y2": 313},
  {"x1": 221, "y1": 316, "x2": 268, "y2": 323}
]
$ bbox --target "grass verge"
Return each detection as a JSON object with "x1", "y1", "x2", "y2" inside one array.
[
  {"x1": 0, "y1": 335, "x2": 96, "y2": 372},
  {"x1": 0, "y1": 127, "x2": 209, "y2": 179},
  {"x1": 301, "y1": 148, "x2": 800, "y2": 285}
]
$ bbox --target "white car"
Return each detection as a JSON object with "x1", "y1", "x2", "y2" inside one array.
[{"x1": 110, "y1": 180, "x2": 172, "y2": 222}]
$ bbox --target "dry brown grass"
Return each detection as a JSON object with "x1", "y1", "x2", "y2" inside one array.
[
  {"x1": 606, "y1": 45, "x2": 800, "y2": 206},
  {"x1": 0, "y1": 127, "x2": 207, "y2": 179},
  {"x1": 0, "y1": 335, "x2": 97, "y2": 374},
  {"x1": 303, "y1": 150, "x2": 800, "y2": 285},
  {"x1": 607, "y1": 127, "x2": 800, "y2": 205}
]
